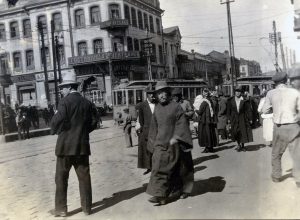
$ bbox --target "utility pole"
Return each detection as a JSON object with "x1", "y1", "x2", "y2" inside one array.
[
  {"x1": 38, "y1": 21, "x2": 50, "y2": 104},
  {"x1": 280, "y1": 43, "x2": 287, "y2": 72},
  {"x1": 269, "y1": 21, "x2": 281, "y2": 72},
  {"x1": 51, "y1": 20, "x2": 59, "y2": 108},
  {"x1": 108, "y1": 53, "x2": 114, "y2": 107},
  {"x1": 55, "y1": 36, "x2": 62, "y2": 83},
  {"x1": 67, "y1": 0, "x2": 75, "y2": 57},
  {"x1": 221, "y1": 0, "x2": 236, "y2": 95},
  {"x1": 286, "y1": 47, "x2": 289, "y2": 70}
]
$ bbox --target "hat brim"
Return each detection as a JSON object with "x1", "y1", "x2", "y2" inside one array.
[{"x1": 58, "y1": 82, "x2": 81, "y2": 87}]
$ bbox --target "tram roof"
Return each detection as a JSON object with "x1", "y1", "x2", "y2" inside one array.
[
  {"x1": 126, "y1": 79, "x2": 207, "y2": 88},
  {"x1": 237, "y1": 76, "x2": 273, "y2": 82}
]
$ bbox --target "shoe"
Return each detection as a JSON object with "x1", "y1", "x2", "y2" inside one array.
[
  {"x1": 272, "y1": 176, "x2": 282, "y2": 183},
  {"x1": 148, "y1": 196, "x2": 167, "y2": 205},
  {"x1": 143, "y1": 169, "x2": 151, "y2": 175},
  {"x1": 49, "y1": 209, "x2": 67, "y2": 217},
  {"x1": 236, "y1": 147, "x2": 242, "y2": 152},
  {"x1": 180, "y1": 193, "x2": 189, "y2": 199}
]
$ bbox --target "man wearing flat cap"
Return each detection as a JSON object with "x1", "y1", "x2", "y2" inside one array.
[
  {"x1": 290, "y1": 68, "x2": 300, "y2": 91},
  {"x1": 50, "y1": 72, "x2": 98, "y2": 217},
  {"x1": 262, "y1": 72, "x2": 300, "y2": 187},
  {"x1": 227, "y1": 86, "x2": 253, "y2": 152},
  {"x1": 146, "y1": 81, "x2": 193, "y2": 205},
  {"x1": 135, "y1": 83, "x2": 156, "y2": 175},
  {"x1": 172, "y1": 88, "x2": 194, "y2": 120}
]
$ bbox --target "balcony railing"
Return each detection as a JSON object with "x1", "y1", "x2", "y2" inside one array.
[{"x1": 100, "y1": 19, "x2": 129, "y2": 30}]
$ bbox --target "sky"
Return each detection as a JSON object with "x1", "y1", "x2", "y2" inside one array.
[{"x1": 160, "y1": 0, "x2": 300, "y2": 73}]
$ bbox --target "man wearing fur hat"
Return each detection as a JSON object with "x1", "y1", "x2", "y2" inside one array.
[
  {"x1": 135, "y1": 83, "x2": 156, "y2": 175},
  {"x1": 146, "y1": 81, "x2": 193, "y2": 205},
  {"x1": 262, "y1": 72, "x2": 300, "y2": 187},
  {"x1": 50, "y1": 73, "x2": 98, "y2": 217}
]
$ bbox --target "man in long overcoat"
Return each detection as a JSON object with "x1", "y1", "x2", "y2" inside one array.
[
  {"x1": 217, "y1": 91, "x2": 228, "y2": 140},
  {"x1": 227, "y1": 86, "x2": 253, "y2": 152},
  {"x1": 50, "y1": 73, "x2": 98, "y2": 217},
  {"x1": 135, "y1": 83, "x2": 156, "y2": 175},
  {"x1": 146, "y1": 81, "x2": 193, "y2": 205}
]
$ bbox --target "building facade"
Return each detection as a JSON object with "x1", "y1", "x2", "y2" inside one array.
[
  {"x1": 239, "y1": 58, "x2": 262, "y2": 77},
  {"x1": 292, "y1": 0, "x2": 300, "y2": 36},
  {"x1": 0, "y1": 0, "x2": 165, "y2": 108}
]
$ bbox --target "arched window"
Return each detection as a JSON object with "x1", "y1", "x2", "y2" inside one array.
[
  {"x1": 37, "y1": 15, "x2": 47, "y2": 34},
  {"x1": 53, "y1": 13, "x2": 62, "y2": 31},
  {"x1": 109, "y1": 4, "x2": 120, "y2": 19},
  {"x1": 156, "y1": 18, "x2": 161, "y2": 34},
  {"x1": 149, "y1": 15, "x2": 154, "y2": 33},
  {"x1": 0, "y1": 24, "x2": 6, "y2": 40},
  {"x1": 143, "y1": 13, "x2": 149, "y2": 31},
  {"x1": 131, "y1": 8, "x2": 137, "y2": 27},
  {"x1": 93, "y1": 39, "x2": 103, "y2": 54},
  {"x1": 124, "y1": 5, "x2": 130, "y2": 22},
  {"x1": 23, "y1": 19, "x2": 31, "y2": 37},
  {"x1": 127, "y1": 37, "x2": 133, "y2": 51},
  {"x1": 75, "y1": 9, "x2": 85, "y2": 27},
  {"x1": 78, "y1": 42, "x2": 87, "y2": 56},
  {"x1": 134, "y1": 38, "x2": 139, "y2": 51},
  {"x1": 26, "y1": 50, "x2": 34, "y2": 69},
  {"x1": 13, "y1": 52, "x2": 22, "y2": 70},
  {"x1": 138, "y1": 11, "x2": 143, "y2": 29},
  {"x1": 90, "y1": 6, "x2": 100, "y2": 24},
  {"x1": 10, "y1": 21, "x2": 19, "y2": 38}
]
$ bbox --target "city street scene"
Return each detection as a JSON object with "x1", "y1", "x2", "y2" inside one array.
[{"x1": 0, "y1": 0, "x2": 300, "y2": 219}]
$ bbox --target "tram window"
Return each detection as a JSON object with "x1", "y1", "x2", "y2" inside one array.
[
  {"x1": 196, "y1": 88, "x2": 201, "y2": 96},
  {"x1": 183, "y1": 88, "x2": 188, "y2": 99},
  {"x1": 117, "y1": 91, "x2": 123, "y2": 105},
  {"x1": 122, "y1": 90, "x2": 127, "y2": 105},
  {"x1": 136, "y1": 90, "x2": 143, "y2": 104},
  {"x1": 190, "y1": 88, "x2": 195, "y2": 100},
  {"x1": 128, "y1": 90, "x2": 134, "y2": 105},
  {"x1": 253, "y1": 85, "x2": 260, "y2": 96},
  {"x1": 241, "y1": 85, "x2": 249, "y2": 93}
]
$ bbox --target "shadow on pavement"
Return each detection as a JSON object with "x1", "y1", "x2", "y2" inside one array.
[
  {"x1": 193, "y1": 154, "x2": 219, "y2": 166},
  {"x1": 194, "y1": 165, "x2": 207, "y2": 173},
  {"x1": 218, "y1": 140, "x2": 233, "y2": 146},
  {"x1": 244, "y1": 144, "x2": 266, "y2": 152},
  {"x1": 68, "y1": 184, "x2": 147, "y2": 216},
  {"x1": 214, "y1": 145, "x2": 236, "y2": 153},
  {"x1": 191, "y1": 176, "x2": 226, "y2": 196}
]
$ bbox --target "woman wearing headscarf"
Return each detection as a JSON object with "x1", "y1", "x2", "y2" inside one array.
[{"x1": 196, "y1": 88, "x2": 218, "y2": 153}]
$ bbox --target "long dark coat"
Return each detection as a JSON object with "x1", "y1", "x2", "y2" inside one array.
[
  {"x1": 227, "y1": 97, "x2": 253, "y2": 143},
  {"x1": 50, "y1": 92, "x2": 98, "y2": 156},
  {"x1": 136, "y1": 101, "x2": 153, "y2": 169},
  {"x1": 217, "y1": 97, "x2": 228, "y2": 130}
]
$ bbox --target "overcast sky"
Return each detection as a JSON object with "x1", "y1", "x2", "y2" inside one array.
[{"x1": 160, "y1": 0, "x2": 299, "y2": 72}]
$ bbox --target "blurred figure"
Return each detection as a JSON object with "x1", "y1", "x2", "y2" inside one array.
[
  {"x1": 16, "y1": 111, "x2": 30, "y2": 139},
  {"x1": 262, "y1": 72, "x2": 300, "y2": 186},
  {"x1": 217, "y1": 91, "x2": 228, "y2": 140},
  {"x1": 196, "y1": 88, "x2": 217, "y2": 153},
  {"x1": 290, "y1": 69, "x2": 300, "y2": 91},
  {"x1": 42, "y1": 108, "x2": 50, "y2": 126},
  {"x1": 192, "y1": 94, "x2": 204, "y2": 135},
  {"x1": 172, "y1": 88, "x2": 194, "y2": 120},
  {"x1": 135, "y1": 83, "x2": 156, "y2": 175},
  {"x1": 123, "y1": 108, "x2": 133, "y2": 148},
  {"x1": 258, "y1": 90, "x2": 273, "y2": 147},
  {"x1": 227, "y1": 86, "x2": 253, "y2": 152}
]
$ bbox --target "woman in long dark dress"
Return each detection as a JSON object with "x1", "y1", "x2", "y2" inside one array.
[{"x1": 196, "y1": 89, "x2": 218, "y2": 153}]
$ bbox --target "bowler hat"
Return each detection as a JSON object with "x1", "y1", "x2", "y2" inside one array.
[
  {"x1": 58, "y1": 72, "x2": 80, "y2": 87},
  {"x1": 171, "y1": 88, "x2": 182, "y2": 96},
  {"x1": 235, "y1": 86, "x2": 243, "y2": 92},
  {"x1": 145, "y1": 83, "x2": 155, "y2": 93},
  {"x1": 155, "y1": 81, "x2": 170, "y2": 92},
  {"x1": 272, "y1": 72, "x2": 287, "y2": 82}
]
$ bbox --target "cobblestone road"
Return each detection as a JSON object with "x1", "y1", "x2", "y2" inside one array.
[{"x1": 0, "y1": 121, "x2": 299, "y2": 219}]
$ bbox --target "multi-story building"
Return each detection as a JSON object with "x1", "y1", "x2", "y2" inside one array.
[
  {"x1": 0, "y1": 0, "x2": 164, "y2": 108},
  {"x1": 239, "y1": 58, "x2": 262, "y2": 77},
  {"x1": 291, "y1": 0, "x2": 300, "y2": 36}
]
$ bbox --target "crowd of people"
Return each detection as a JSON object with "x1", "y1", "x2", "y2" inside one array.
[{"x1": 37, "y1": 69, "x2": 299, "y2": 217}]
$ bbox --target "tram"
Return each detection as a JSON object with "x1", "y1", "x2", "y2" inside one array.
[
  {"x1": 223, "y1": 76, "x2": 274, "y2": 97},
  {"x1": 112, "y1": 79, "x2": 208, "y2": 120}
]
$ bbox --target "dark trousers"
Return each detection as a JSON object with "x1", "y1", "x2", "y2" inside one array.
[{"x1": 55, "y1": 156, "x2": 92, "y2": 213}]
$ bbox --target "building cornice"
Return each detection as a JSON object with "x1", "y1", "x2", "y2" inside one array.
[
  {"x1": 124, "y1": 0, "x2": 164, "y2": 15},
  {"x1": 0, "y1": 0, "x2": 67, "y2": 17}
]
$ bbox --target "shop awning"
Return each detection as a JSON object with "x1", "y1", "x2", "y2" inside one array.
[{"x1": 19, "y1": 85, "x2": 35, "y2": 91}]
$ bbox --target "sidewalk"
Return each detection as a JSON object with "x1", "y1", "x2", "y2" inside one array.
[{"x1": 0, "y1": 121, "x2": 299, "y2": 219}]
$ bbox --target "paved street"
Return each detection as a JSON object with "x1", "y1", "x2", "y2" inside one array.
[{"x1": 0, "y1": 121, "x2": 299, "y2": 220}]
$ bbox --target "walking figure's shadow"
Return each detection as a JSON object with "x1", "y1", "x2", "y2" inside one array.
[
  {"x1": 68, "y1": 184, "x2": 147, "y2": 216},
  {"x1": 191, "y1": 176, "x2": 226, "y2": 196}
]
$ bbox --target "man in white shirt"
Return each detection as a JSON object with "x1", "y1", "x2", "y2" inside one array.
[{"x1": 263, "y1": 72, "x2": 300, "y2": 187}]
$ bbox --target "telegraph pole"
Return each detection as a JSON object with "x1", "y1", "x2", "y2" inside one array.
[
  {"x1": 221, "y1": 0, "x2": 236, "y2": 95},
  {"x1": 55, "y1": 36, "x2": 62, "y2": 83},
  {"x1": 269, "y1": 21, "x2": 281, "y2": 72},
  {"x1": 51, "y1": 20, "x2": 59, "y2": 107},
  {"x1": 38, "y1": 21, "x2": 50, "y2": 103}
]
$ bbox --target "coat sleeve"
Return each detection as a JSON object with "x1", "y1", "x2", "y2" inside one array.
[
  {"x1": 88, "y1": 103, "x2": 99, "y2": 133},
  {"x1": 50, "y1": 100, "x2": 67, "y2": 135},
  {"x1": 218, "y1": 99, "x2": 227, "y2": 116},
  {"x1": 147, "y1": 110, "x2": 158, "y2": 154},
  {"x1": 195, "y1": 101, "x2": 208, "y2": 117}
]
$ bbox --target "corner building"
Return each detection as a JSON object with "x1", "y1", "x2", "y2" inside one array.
[{"x1": 0, "y1": 0, "x2": 164, "y2": 108}]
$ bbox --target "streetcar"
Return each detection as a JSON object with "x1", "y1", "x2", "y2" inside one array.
[
  {"x1": 112, "y1": 79, "x2": 208, "y2": 121},
  {"x1": 223, "y1": 76, "x2": 274, "y2": 97}
]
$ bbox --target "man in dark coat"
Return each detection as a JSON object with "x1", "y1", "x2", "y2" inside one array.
[
  {"x1": 217, "y1": 91, "x2": 228, "y2": 140},
  {"x1": 50, "y1": 73, "x2": 98, "y2": 217},
  {"x1": 135, "y1": 83, "x2": 156, "y2": 175},
  {"x1": 146, "y1": 81, "x2": 193, "y2": 205},
  {"x1": 227, "y1": 86, "x2": 253, "y2": 152}
]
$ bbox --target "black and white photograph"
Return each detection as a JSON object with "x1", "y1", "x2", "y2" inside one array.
[{"x1": 0, "y1": 0, "x2": 300, "y2": 219}]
